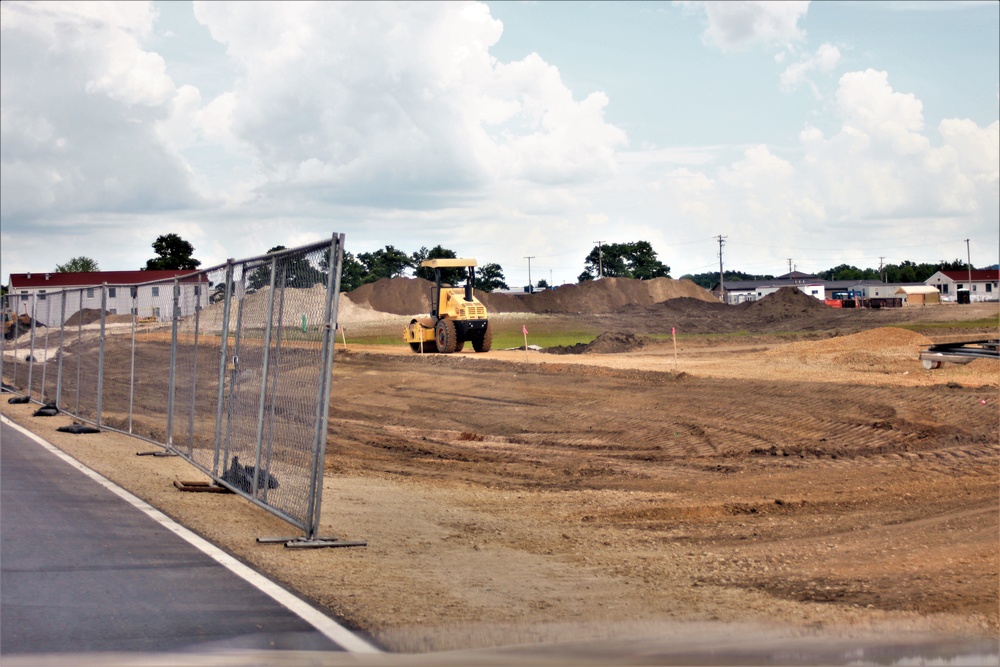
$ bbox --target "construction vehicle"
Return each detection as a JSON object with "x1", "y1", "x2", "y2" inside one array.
[
  {"x1": 2, "y1": 309, "x2": 33, "y2": 340},
  {"x1": 403, "y1": 258, "x2": 492, "y2": 353}
]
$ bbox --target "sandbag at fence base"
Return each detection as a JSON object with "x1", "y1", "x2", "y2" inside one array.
[{"x1": 57, "y1": 423, "x2": 101, "y2": 435}]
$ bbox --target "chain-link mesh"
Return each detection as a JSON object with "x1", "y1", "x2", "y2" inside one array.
[{"x1": 0, "y1": 237, "x2": 344, "y2": 538}]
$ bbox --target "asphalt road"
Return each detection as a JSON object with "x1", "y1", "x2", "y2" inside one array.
[{"x1": 0, "y1": 419, "x2": 343, "y2": 656}]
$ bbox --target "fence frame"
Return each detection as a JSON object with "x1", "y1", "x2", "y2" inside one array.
[{"x1": 0, "y1": 235, "x2": 362, "y2": 548}]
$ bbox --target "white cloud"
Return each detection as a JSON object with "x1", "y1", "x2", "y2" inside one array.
[
  {"x1": 0, "y1": 0, "x2": 199, "y2": 222},
  {"x1": 780, "y1": 43, "x2": 841, "y2": 96},
  {"x1": 680, "y1": 1, "x2": 810, "y2": 51},
  {"x1": 190, "y1": 1, "x2": 626, "y2": 206}
]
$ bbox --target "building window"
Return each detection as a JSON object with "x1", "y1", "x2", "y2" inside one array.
[
  {"x1": 194, "y1": 285, "x2": 201, "y2": 296},
  {"x1": 86, "y1": 288, "x2": 95, "y2": 298},
  {"x1": 20, "y1": 291, "x2": 28, "y2": 301},
  {"x1": 131, "y1": 307, "x2": 137, "y2": 315},
  {"x1": 38, "y1": 290, "x2": 46, "y2": 300},
  {"x1": 151, "y1": 307, "x2": 160, "y2": 318},
  {"x1": 987, "y1": 283, "x2": 993, "y2": 293},
  {"x1": 152, "y1": 286, "x2": 160, "y2": 297},
  {"x1": 942, "y1": 284, "x2": 949, "y2": 294},
  {"x1": 972, "y1": 284, "x2": 977, "y2": 291},
  {"x1": 956, "y1": 284, "x2": 964, "y2": 290},
  {"x1": 108, "y1": 287, "x2": 116, "y2": 298}
]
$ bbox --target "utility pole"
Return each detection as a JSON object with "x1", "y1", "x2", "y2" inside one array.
[
  {"x1": 717, "y1": 235, "x2": 727, "y2": 303},
  {"x1": 965, "y1": 239, "x2": 972, "y2": 289},
  {"x1": 524, "y1": 256, "x2": 535, "y2": 293},
  {"x1": 878, "y1": 256, "x2": 885, "y2": 283},
  {"x1": 593, "y1": 241, "x2": 604, "y2": 279},
  {"x1": 787, "y1": 258, "x2": 793, "y2": 275}
]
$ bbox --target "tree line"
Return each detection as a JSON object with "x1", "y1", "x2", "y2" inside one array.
[
  {"x1": 681, "y1": 259, "x2": 975, "y2": 289},
  {"x1": 51, "y1": 234, "x2": 980, "y2": 294}
]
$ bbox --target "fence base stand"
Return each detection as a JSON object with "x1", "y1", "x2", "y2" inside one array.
[
  {"x1": 136, "y1": 450, "x2": 179, "y2": 457},
  {"x1": 173, "y1": 480, "x2": 233, "y2": 493},
  {"x1": 257, "y1": 535, "x2": 368, "y2": 549}
]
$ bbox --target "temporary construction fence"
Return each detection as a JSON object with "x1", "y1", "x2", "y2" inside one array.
[{"x1": 1, "y1": 236, "x2": 363, "y2": 548}]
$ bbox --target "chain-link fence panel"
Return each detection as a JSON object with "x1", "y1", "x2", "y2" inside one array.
[{"x1": 5, "y1": 236, "x2": 345, "y2": 541}]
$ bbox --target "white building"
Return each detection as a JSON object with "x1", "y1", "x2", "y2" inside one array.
[
  {"x1": 6, "y1": 270, "x2": 209, "y2": 327},
  {"x1": 925, "y1": 270, "x2": 999, "y2": 302}
]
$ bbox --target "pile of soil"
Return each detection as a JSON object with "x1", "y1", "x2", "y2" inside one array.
[
  {"x1": 762, "y1": 327, "x2": 935, "y2": 373},
  {"x1": 345, "y1": 276, "x2": 717, "y2": 316},
  {"x1": 178, "y1": 286, "x2": 394, "y2": 332},
  {"x1": 348, "y1": 277, "x2": 434, "y2": 315},
  {"x1": 544, "y1": 332, "x2": 646, "y2": 355},
  {"x1": 63, "y1": 309, "x2": 104, "y2": 326},
  {"x1": 742, "y1": 286, "x2": 829, "y2": 320}
]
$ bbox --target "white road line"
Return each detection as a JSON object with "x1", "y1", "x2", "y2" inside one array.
[{"x1": 0, "y1": 415, "x2": 381, "y2": 655}]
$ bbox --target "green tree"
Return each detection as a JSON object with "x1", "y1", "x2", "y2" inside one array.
[
  {"x1": 578, "y1": 241, "x2": 670, "y2": 282},
  {"x1": 339, "y1": 251, "x2": 366, "y2": 292},
  {"x1": 816, "y1": 264, "x2": 879, "y2": 281},
  {"x1": 55, "y1": 256, "x2": 100, "y2": 273},
  {"x1": 248, "y1": 245, "x2": 324, "y2": 291},
  {"x1": 144, "y1": 234, "x2": 201, "y2": 270},
  {"x1": 679, "y1": 271, "x2": 776, "y2": 289},
  {"x1": 411, "y1": 245, "x2": 466, "y2": 284},
  {"x1": 476, "y1": 263, "x2": 509, "y2": 293},
  {"x1": 357, "y1": 245, "x2": 412, "y2": 283}
]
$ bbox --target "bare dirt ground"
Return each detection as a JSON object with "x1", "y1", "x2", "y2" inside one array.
[{"x1": 2, "y1": 291, "x2": 998, "y2": 656}]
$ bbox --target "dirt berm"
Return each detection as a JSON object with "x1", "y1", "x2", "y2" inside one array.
[{"x1": 346, "y1": 276, "x2": 718, "y2": 315}]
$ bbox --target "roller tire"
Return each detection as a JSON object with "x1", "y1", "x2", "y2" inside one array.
[
  {"x1": 409, "y1": 342, "x2": 426, "y2": 353},
  {"x1": 472, "y1": 323, "x2": 493, "y2": 353},
  {"x1": 435, "y1": 319, "x2": 458, "y2": 353}
]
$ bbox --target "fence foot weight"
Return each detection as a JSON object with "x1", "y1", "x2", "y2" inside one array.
[
  {"x1": 174, "y1": 480, "x2": 232, "y2": 493},
  {"x1": 256, "y1": 536, "x2": 368, "y2": 549},
  {"x1": 136, "y1": 450, "x2": 179, "y2": 457}
]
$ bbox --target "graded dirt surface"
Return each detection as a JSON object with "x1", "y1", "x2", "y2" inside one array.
[{"x1": 2, "y1": 286, "x2": 998, "y2": 657}]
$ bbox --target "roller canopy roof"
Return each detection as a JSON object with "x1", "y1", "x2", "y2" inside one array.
[{"x1": 421, "y1": 258, "x2": 477, "y2": 269}]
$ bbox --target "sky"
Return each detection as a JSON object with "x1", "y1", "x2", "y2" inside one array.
[{"x1": 1, "y1": 1, "x2": 998, "y2": 289}]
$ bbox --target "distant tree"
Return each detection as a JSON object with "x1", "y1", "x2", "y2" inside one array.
[
  {"x1": 536, "y1": 278, "x2": 549, "y2": 289},
  {"x1": 55, "y1": 256, "x2": 100, "y2": 273},
  {"x1": 357, "y1": 245, "x2": 412, "y2": 283},
  {"x1": 816, "y1": 264, "x2": 879, "y2": 281},
  {"x1": 248, "y1": 245, "x2": 324, "y2": 291},
  {"x1": 579, "y1": 241, "x2": 670, "y2": 282},
  {"x1": 412, "y1": 245, "x2": 477, "y2": 287},
  {"x1": 144, "y1": 234, "x2": 201, "y2": 270},
  {"x1": 339, "y1": 251, "x2": 366, "y2": 292},
  {"x1": 680, "y1": 271, "x2": 776, "y2": 290},
  {"x1": 476, "y1": 263, "x2": 509, "y2": 293}
]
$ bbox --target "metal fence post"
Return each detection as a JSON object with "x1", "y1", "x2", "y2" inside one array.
[
  {"x1": 213, "y1": 261, "x2": 235, "y2": 477},
  {"x1": 75, "y1": 290, "x2": 83, "y2": 415},
  {"x1": 187, "y1": 278, "x2": 203, "y2": 455},
  {"x1": 262, "y1": 261, "x2": 289, "y2": 501},
  {"x1": 55, "y1": 290, "x2": 68, "y2": 407},
  {"x1": 222, "y1": 269, "x2": 248, "y2": 473},
  {"x1": 305, "y1": 234, "x2": 345, "y2": 540},
  {"x1": 39, "y1": 297, "x2": 51, "y2": 401},
  {"x1": 166, "y1": 279, "x2": 180, "y2": 447},
  {"x1": 95, "y1": 285, "x2": 108, "y2": 427},
  {"x1": 26, "y1": 298, "x2": 37, "y2": 400},
  {"x1": 252, "y1": 257, "x2": 279, "y2": 497},
  {"x1": 128, "y1": 286, "x2": 138, "y2": 433}
]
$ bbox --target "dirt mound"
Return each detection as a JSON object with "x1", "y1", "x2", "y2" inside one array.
[
  {"x1": 64, "y1": 309, "x2": 104, "y2": 326},
  {"x1": 485, "y1": 277, "x2": 717, "y2": 314},
  {"x1": 763, "y1": 327, "x2": 934, "y2": 372},
  {"x1": 642, "y1": 296, "x2": 729, "y2": 316},
  {"x1": 347, "y1": 277, "x2": 433, "y2": 315},
  {"x1": 179, "y1": 287, "x2": 394, "y2": 332},
  {"x1": 345, "y1": 276, "x2": 718, "y2": 316},
  {"x1": 544, "y1": 332, "x2": 646, "y2": 355},
  {"x1": 744, "y1": 287, "x2": 828, "y2": 319}
]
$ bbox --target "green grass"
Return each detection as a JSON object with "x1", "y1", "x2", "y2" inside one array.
[{"x1": 896, "y1": 317, "x2": 999, "y2": 332}]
